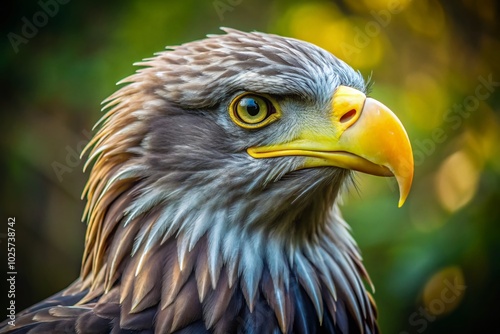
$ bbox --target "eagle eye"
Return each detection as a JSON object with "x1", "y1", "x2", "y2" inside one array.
[{"x1": 229, "y1": 93, "x2": 281, "y2": 129}]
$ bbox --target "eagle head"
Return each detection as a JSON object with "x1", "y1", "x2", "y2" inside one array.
[{"x1": 2, "y1": 28, "x2": 413, "y2": 334}]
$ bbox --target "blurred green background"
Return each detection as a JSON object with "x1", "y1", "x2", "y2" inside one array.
[{"x1": 1, "y1": 0, "x2": 499, "y2": 333}]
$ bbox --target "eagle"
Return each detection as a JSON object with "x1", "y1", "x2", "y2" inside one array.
[{"x1": 1, "y1": 28, "x2": 413, "y2": 334}]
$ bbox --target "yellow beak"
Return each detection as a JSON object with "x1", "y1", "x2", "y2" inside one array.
[{"x1": 247, "y1": 86, "x2": 414, "y2": 207}]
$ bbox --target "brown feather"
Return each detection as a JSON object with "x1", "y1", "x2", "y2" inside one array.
[
  {"x1": 195, "y1": 241, "x2": 212, "y2": 303},
  {"x1": 203, "y1": 269, "x2": 235, "y2": 329},
  {"x1": 261, "y1": 268, "x2": 292, "y2": 333},
  {"x1": 159, "y1": 239, "x2": 193, "y2": 309},
  {"x1": 130, "y1": 250, "x2": 162, "y2": 313}
]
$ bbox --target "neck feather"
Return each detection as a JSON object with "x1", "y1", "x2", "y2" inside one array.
[
  {"x1": 79, "y1": 86, "x2": 377, "y2": 332},
  {"x1": 79, "y1": 163, "x2": 376, "y2": 332}
]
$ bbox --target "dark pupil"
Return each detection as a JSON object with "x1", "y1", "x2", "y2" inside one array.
[{"x1": 242, "y1": 98, "x2": 260, "y2": 117}]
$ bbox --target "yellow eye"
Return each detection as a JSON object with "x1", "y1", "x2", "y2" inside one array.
[{"x1": 229, "y1": 93, "x2": 281, "y2": 129}]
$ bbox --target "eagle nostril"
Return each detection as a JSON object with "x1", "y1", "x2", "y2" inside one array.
[{"x1": 340, "y1": 109, "x2": 356, "y2": 123}]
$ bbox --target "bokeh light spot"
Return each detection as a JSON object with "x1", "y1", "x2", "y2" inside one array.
[
  {"x1": 403, "y1": 0, "x2": 446, "y2": 37},
  {"x1": 403, "y1": 72, "x2": 448, "y2": 130},
  {"x1": 345, "y1": 0, "x2": 413, "y2": 12},
  {"x1": 435, "y1": 150, "x2": 480, "y2": 212},
  {"x1": 283, "y1": 3, "x2": 384, "y2": 69},
  {"x1": 422, "y1": 266, "x2": 466, "y2": 317}
]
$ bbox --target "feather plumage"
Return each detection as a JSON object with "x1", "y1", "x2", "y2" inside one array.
[{"x1": 0, "y1": 28, "x2": 381, "y2": 334}]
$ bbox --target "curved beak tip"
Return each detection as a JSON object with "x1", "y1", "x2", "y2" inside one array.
[
  {"x1": 394, "y1": 159, "x2": 414, "y2": 208},
  {"x1": 358, "y1": 97, "x2": 414, "y2": 208},
  {"x1": 398, "y1": 190, "x2": 409, "y2": 208}
]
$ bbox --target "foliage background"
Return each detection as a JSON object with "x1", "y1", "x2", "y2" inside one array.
[{"x1": 1, "y1": 0, "x2": 499, "y2": 333}]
